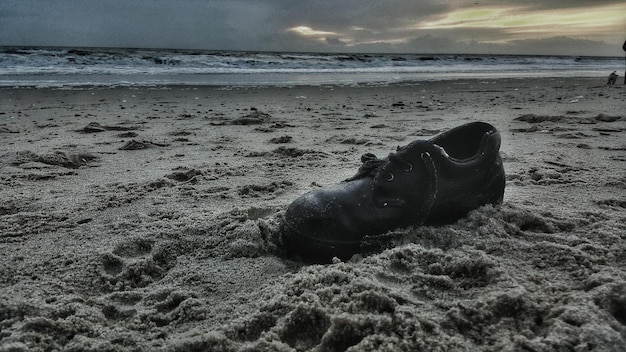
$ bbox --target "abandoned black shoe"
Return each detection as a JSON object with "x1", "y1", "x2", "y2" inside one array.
[{"x1": 280, "y1": 121, "x2": 505, "y2": 262}]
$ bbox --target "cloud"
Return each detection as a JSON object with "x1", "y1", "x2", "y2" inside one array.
[
  {"x1": 325, "y1": 37, "x2": 348, "y2": 46},
  {"x1": 287, "y1": 26, "x2": 339, "y2": 38},
  {"x1": 414, "y1": 3, "x2": 626, "y2": 43}
]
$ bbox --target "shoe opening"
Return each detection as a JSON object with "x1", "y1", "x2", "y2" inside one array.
[{"x1": 433, "y1": 122, "x2": 496, "y2": 161}]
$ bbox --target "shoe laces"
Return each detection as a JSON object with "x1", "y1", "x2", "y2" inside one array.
[{"x1": 345, "y1": 149, "x2": 414, "y2": 182}]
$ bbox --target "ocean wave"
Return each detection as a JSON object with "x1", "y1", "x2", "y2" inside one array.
[{"x1": 0, "y1": 47, "x2": 621, "y2": 87}]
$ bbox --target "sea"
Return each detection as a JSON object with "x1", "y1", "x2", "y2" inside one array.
[{"x1": 0, "y1": 47, "x2": 622, "y2": 88}]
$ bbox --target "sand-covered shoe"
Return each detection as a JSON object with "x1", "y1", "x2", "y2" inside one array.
[{"x1": 280, "y1": 121, "x2": 505, "y2": 262}]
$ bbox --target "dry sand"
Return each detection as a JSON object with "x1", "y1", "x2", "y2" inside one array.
[{"x1": 0, "y1": 78, "x2": 625, "y2": 351}]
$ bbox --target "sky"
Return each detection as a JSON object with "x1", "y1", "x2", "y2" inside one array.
[{"x1": 1, "y1": 0, "x2": 625, "y2": 56}]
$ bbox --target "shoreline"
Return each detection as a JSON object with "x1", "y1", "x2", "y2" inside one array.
[
  {"x1": 1, "y1": 77, "x2": 625, "y2": 351},
  {"x1": 1, "y1": 72, "x2": 622, "y2": 89}
]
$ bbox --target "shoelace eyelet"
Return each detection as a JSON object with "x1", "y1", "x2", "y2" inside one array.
[
  {"x1": 404, "y1": 163, "x2": 413, "y2": 172},
  {"x1": 385, "y1": 173, "x2": 394, "y2": 182}
]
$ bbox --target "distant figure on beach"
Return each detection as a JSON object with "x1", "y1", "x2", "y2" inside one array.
[{"x1": 607, "y1": 71, "x2": 618, "y2": 85}]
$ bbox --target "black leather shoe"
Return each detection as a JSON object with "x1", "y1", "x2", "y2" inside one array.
[{"x1": 280, "y1": 122, "x2": 505, "y2": 262}]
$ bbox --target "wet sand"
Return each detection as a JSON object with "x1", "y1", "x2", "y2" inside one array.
[{"x1": 1, "y1": 78, "x2": 625, "y2": 351}]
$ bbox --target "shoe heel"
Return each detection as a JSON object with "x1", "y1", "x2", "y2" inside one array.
[{"x1": 481, "y1": 155, "x2": 505, "y2": 204}]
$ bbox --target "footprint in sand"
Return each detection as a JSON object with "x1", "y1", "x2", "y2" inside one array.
[
  {"x1": 99, "y1": 238, "x2": 178, "y2": 291},
  {"x1": 112, "y1": 238, "x2": 153, "y2": 258}
]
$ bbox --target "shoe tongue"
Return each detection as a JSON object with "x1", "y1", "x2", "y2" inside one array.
[{"x1": 344, "y1": 154, "x2": 385, "y2": 181}]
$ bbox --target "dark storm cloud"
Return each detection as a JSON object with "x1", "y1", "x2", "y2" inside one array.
[
  {"x1": 0, "y1": 0, "x2": 445, "y2": 49},
  {"x1": 0, "y1": 0, "x2": 623, "y2": 55},
  {"x1": 0, "y1": 0, "x2": 282, "y2": 49}
]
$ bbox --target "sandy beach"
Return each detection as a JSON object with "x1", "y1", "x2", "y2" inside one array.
[{"x1": 1, "y1": 78, "x2": 625, "y2": 351}]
